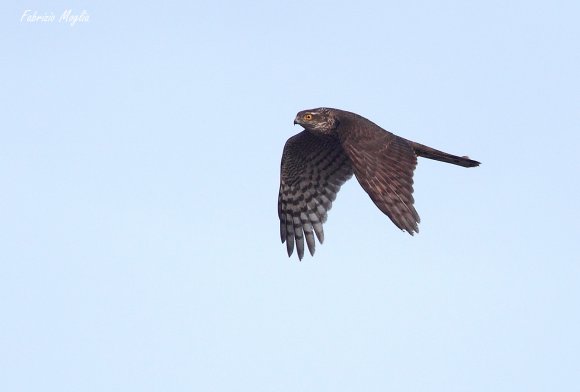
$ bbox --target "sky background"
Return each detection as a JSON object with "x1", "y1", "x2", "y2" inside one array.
[{"x1": 2, "y1": 1, "x2": 579, "y2": 391}]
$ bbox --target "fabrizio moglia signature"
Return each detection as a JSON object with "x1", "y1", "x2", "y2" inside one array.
[{"x1": 20, "y1": 9, "x2": 90, "y2": 26}]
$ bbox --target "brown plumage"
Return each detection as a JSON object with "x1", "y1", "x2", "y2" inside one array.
[{"x1": 278, "y1": 107, "x2": 480, "y2": 260}]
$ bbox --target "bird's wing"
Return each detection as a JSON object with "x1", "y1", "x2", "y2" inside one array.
[
  {"x1": 340, "y1": 128, "x2": 420, "y2": 234},
  {"x1": 278, "y1": 130, "x2": 353, "y2": 260}
]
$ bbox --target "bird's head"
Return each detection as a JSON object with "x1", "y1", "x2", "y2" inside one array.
[{"x1": 294, "y1": 107, "x2": 339, "y2": 135}]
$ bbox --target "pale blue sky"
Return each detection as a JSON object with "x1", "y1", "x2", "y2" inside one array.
[{"x1": 2, "y1": 1, "x2": 579, "y2": 391}]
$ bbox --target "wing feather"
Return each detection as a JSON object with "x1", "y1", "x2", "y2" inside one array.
[
  {"x1": 340, "y1": 126, "x2": 420, "y2": 234},
  {"x1": 278, "y1": 131, "x2": 353, "y2": 260}
]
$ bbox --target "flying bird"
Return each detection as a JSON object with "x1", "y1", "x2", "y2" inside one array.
[{"x1": 278, "y1": 107, "x2": 480, "y2": 260}]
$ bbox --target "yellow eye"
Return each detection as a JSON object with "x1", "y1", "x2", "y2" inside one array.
[{"x1": 303, "y1": 113, "x2": 313, "y2": 121}]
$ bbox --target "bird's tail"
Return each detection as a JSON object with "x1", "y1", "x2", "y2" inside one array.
[{"x1": 408, "y1": 140, "x2": 480, "y2": 168}]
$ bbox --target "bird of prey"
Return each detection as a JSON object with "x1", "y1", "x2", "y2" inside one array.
[{"x1": 278, "y1": 107, "x2": 480, "y2": 260}]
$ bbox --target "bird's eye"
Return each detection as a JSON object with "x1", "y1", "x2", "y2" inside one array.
[{"x1": 303, "y1": 113, "x2": 313, "y2": 121}]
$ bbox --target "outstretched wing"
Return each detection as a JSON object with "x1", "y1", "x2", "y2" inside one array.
[
  {"x1": 340, "y1": 127, "x2": 420, "y2": 234},
  {"x1": 278, "y1": 131, "x2": 353, "y2": 260}
]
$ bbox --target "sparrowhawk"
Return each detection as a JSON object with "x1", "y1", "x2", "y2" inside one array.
[{"x1": 278, "y1": 107, "x2": 480, "y2": 260}]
